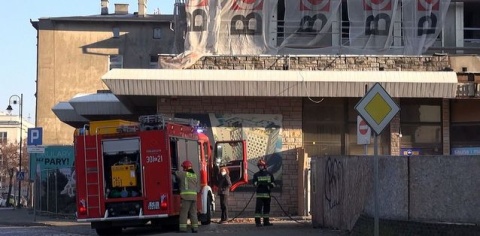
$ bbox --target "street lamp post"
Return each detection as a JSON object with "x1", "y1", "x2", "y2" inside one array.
[{"x1": 6, "y1": 94, "x2": 23, "y2": 208}]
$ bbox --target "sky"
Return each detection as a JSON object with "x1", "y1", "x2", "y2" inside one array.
[{"x1": 0, "y1": 0, "x2": 175, "y2": 125}]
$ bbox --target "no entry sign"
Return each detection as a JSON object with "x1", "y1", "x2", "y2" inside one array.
[
  {"x1": 357, "y1": 116, "x2": 371, "y2": 145},
  {"x1": 359, "y1": 119, "x2": 369, "y2": 135}
]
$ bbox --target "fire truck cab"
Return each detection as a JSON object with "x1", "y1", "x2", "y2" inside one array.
[{"x1": 74, "y1": 114, "x2": 248, "y2": 235}]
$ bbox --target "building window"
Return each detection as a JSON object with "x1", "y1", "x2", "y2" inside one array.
[
  {"x1": 464, "y1": 2, "x2": 480, "y2": 45},
  {"x1": 149, "y1": 55, "x2": 158, "y2": 69},
  {"x1": 341, "y1": 2, "x2": 350, "y2": 46},
  {"x1": 109, "y1": 55, "x2": 123, "y2": 70},
  {"x1": 303, "y1": 98, "x2": 345, "y2": 156},
  {"x1": 0, "y1": 132, "x2": 7, "y2": 143},
  {"x1": 112, "y1": 27, "x2": 120, "y2": 38},
  {"x1": 400, "y1": 99, "x2": 442, "y2": 155},
  {"x1": 450, "y1": 100, "x2": 480, "y2": 155},
  {"x1": 153, "y1": 28, "x2": 162, "y2": 39},
  {"x1": 303, "y1": 98, "x2": 389, "y2": 156}
]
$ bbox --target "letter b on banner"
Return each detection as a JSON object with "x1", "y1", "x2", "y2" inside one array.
[
  {"x1": 231, "y1": 13, "x2": 263, "y2": 35},
  {"x1": 28, "y1": 128, "x2": 43, "y2": 146},
  {"x1": 365, "y1": 13, "x2": 391, "y2": 36},
  {"x1": 187, "y1": 9, "x2": 208, "y2": 32}
]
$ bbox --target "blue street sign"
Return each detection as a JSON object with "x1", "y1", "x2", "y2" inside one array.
[
  {"x1": 16, "y1": 171, "x2": 25, "y2": 181},
  {"x1": 27, "y1": 128, "x2": 43, "y2": 146}
]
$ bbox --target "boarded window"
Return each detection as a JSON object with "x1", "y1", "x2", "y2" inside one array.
[
  {"x1": 400, "y1": 99, "x2": 442, "y2": 155},
  {"x1": 450, "y1": 99, "x2": 480, "y2": 148}
]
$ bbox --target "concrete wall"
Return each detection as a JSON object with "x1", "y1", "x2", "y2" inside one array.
[
  {"x1": 311, "y1": 155, "x2": 480, "y2": 231},
  {"x1": 409, "y1": 156, "x2": 480, "y2": 223},
  {"x1": 36, "y1": 19, "x2": 174, "y2": 145}
]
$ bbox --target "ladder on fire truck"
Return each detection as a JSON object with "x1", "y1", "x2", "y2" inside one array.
[
  {"x1": 81, "y1": 124, "x2": 102, "y2": 216},
  {"x1": 138, "y1": 114, "x2": 200, "y2": 130}
]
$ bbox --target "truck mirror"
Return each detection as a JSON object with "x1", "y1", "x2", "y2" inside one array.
[{"x1": 215, "y1": 145, "x2": 223, "y2": 166}]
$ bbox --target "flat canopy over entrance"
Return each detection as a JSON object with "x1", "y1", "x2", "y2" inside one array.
[{"x1": 102, "y1": 69, "x2": 458, "y2": 98}]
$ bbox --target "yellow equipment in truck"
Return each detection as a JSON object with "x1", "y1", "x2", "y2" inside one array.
[
  {"x1": 111, "y1": 164, "x2": 137, "y2": 187},
  {"x1": 89, "y1": 120, "x2": 138, "y2": 135}
]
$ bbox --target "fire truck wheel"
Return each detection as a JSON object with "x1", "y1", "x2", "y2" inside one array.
[
  {"x1": 200, "y1": 194, "x2": 212, "y2": 225},
  {"x1": 95, "y1": 227, "x2": 122, "y2": 236}
]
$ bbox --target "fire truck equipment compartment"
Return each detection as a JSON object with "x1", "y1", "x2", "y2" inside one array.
[{"x1": 111, "y1": 164, "x2": 137, "y2": 187}]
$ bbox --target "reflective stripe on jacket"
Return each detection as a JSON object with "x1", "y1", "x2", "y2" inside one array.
[
  {"x1": 253, "y1": 169, "x2": 275, "y2": 198},
  {"x1": 175, "y1": 170, "x2": 199, "y2": 200}
]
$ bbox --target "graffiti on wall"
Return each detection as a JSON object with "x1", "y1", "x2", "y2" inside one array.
[{"x1": 325, "y1": 157, "x2": 344, "y2": 209}]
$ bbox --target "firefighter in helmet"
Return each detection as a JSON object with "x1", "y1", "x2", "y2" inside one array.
[
  {"x1": 173, "y1": 160, "x2": 199, "y2": 233},
  {"x1": 253, "y1": 159, "x2": 275, "y2": 227}
]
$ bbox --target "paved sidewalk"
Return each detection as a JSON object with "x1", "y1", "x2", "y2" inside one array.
[
  {"x1": 0, "y1": 207, "x2": 312, "y2": 227},
  {"x1": 0, "y1": 207, "x2": 87, "y2": 227}
]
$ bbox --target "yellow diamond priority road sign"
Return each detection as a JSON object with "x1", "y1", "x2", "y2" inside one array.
[{"x1": 355, "y1": 83, "x2": 400, "y2": 135}]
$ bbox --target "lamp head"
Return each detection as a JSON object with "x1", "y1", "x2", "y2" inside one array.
[{"x1": 6, "y1": 105, "x2": 13, "y2": 114}]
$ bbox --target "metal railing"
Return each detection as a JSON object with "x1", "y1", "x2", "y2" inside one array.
[{"x1": 33, "y1": 168, "x2": 76, "y2": 218}]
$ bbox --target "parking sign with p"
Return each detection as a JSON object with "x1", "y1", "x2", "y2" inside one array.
[{"x1": 27, "y1": 128, "x2": 43, "y2": 146}]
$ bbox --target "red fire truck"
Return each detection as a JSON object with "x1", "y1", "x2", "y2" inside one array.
[{"x1": 74, "y1": 114, "x2": 248, "y2": 235}]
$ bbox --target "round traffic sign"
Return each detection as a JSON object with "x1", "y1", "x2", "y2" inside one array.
[{"x1": 359, "y1": 120, "x2": 369, "y2": 135}]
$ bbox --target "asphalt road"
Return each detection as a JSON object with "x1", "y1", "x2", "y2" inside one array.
[{"x1": 0, "y1": 220, "x2": 346, "y2": 236}]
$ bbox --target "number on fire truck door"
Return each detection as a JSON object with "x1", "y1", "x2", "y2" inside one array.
[{"x1": 146, "y1": 155, "x2": 163, "y2": 163}]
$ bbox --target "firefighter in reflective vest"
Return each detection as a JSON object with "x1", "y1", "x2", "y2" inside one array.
[
  {"x1": 174, "y1": 160, "x2": 199, "y2": 233},
  {"x1": 253, "y1": 159, "x2": 275, "y2": 227}
]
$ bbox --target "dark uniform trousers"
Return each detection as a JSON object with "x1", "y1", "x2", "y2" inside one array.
[
  {"x1": 253, "y1": 170, "x2": 275, "y2": 226},
  {"x1": 255, "y1": 196, "x2": 271, "y2": 225}
]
